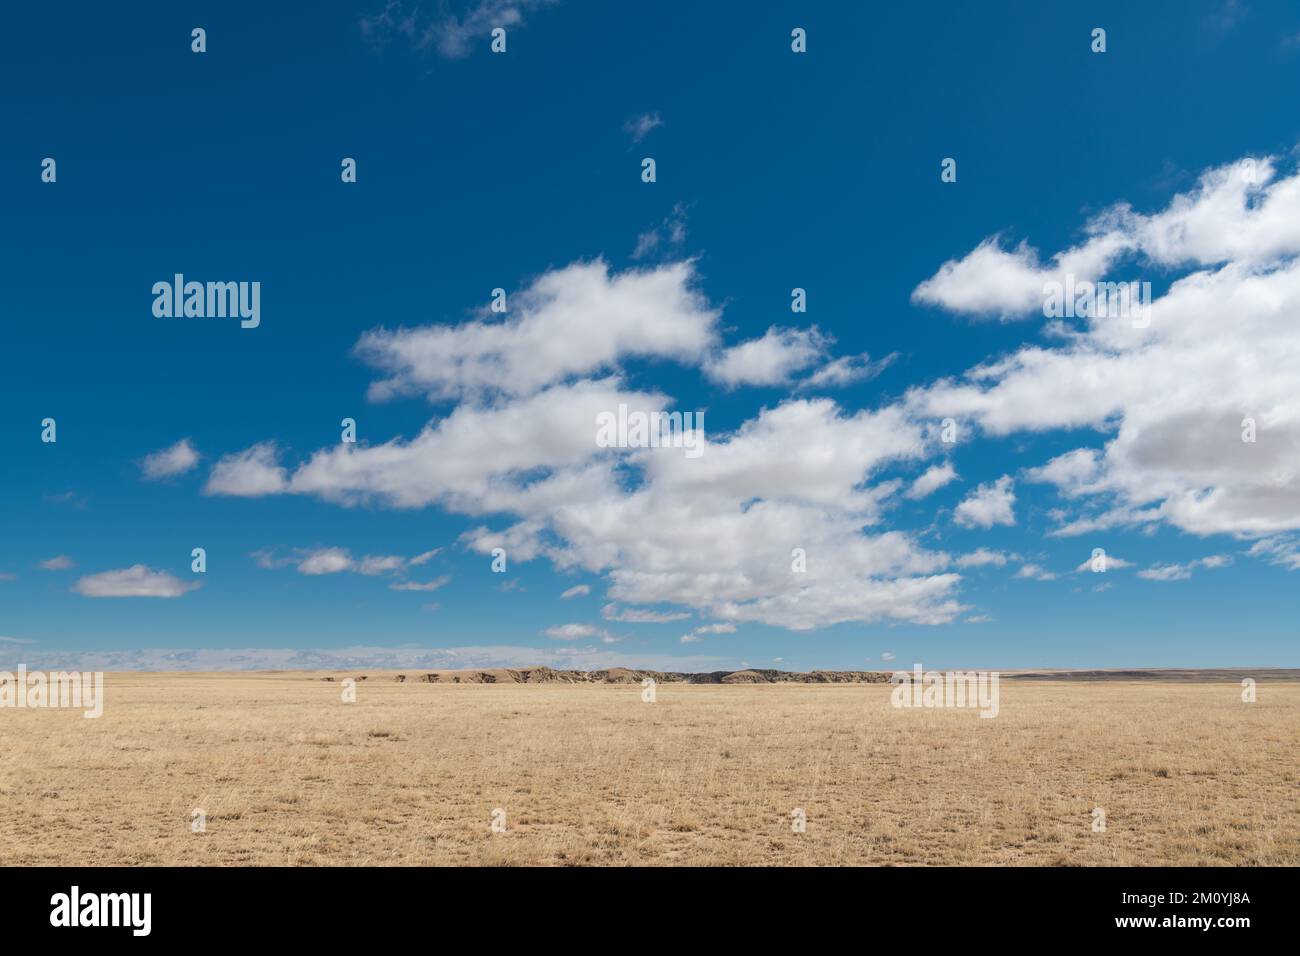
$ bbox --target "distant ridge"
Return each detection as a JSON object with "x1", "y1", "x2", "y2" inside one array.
[
  {"x1": 331, "y1": 667, "x2": 892, "y2": 685},
  {"x1": 998, "y1": 668, "x2": 1300, "y2": 682},
  {"x1": 312, "y1": 666, "x2": 1300, "y2": 685}
]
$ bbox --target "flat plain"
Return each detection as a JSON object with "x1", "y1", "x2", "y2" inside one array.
[{"x1": 2, "y1": 672, "x2": 1297, "y2": 866}]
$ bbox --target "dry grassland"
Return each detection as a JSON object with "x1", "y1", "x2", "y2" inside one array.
[{"x1": 2, "y1": 673, "x2": 1297, "y2": 866}]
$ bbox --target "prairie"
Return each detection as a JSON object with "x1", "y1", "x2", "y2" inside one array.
[{"x1": 1, "y1": 673, "x2": 1296, "y2": 866}]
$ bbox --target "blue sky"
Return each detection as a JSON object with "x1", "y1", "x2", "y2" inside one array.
[{"x1": 3, "y1": 0, "x2": 1300, "y2": 671}]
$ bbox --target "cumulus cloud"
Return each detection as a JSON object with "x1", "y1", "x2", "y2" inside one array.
[
  {"x1": 705, "y1": 326, "x2": 829, "y2": 388},
  {"x1": 38, "y1": 555, "x2": 75, "y2": 571},
  {"x1": 224, "y1": 383, "x2": 961, "y2": 629},
  {"x1": 215, "y1": 164, "x2": 1300, "y2": 633},
  {"x1": 356, "y1": 259, "x2": 719, "y2": 402},
  {"x1": 953, "y1": 476, "x2": 1016, "y2": 528},
  {"x1": 299, "y1": 380, "x2": 666, "y2": 511},
  {"x1": 908, "y1": 155, "x2": 1300, "y2": 544},
  {"x1": 905, "y1": 461, "x2": 958, "y2": 500},
  {"x1": 912, "y1": 233, "x2": 1129, "y2": 319},
  {"x1": 205, "y1": 257, "x2": 962, "y2": 633},
  {"x1": 201, "y1": 175, "x2": 1300, "y2": 630},
  {"x1": 205, "y1": 442, "x2": 287, "y2": 496},
  {"x1": 73, "y1": 565, "x2": 200, "y2": 598},
  {"x1": 140, "y1": 438, "x2": 200, "y2": 479}
]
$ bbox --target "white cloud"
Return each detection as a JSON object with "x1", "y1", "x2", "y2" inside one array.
[
  {"x1": 601, "y1": 604, "x2": 690, "y2": 623},
  {"x1": 908, "y1": 155, "x2": 1300, "y2": 544},
  {"x1": 356, "y1": 259, "x2": 719, "y2": 402},
  {"x1": 953, "y1": 476, "x2": 1016, "y2": 528},
  {"x1": 912, "y1": 233, "x2": 1129, "y2": 319},
  {"x1": 955, "y1": 548, "x2": 1007, "y2": 568},
  {"x1": 257, "y1": 546, "x2": 439, "y2": 584},
  {"x1": 1248, "y1": 537, "x2": 1300, "y2": 569},
  {"x1": 1137, "y1": 555, "x2": 1232, "y2": 581},
  {"x1": 297, "y1": 548, "x2": 354, "y2": 575},
  {"x1": 140, "y1": 438, "x2": 200, "y2": 479},
  {"x1": 623, "y1": 112, "x2": 663, "y2": 143},
  {"x1": 678, "y1": 621, "x2": 737, "y2": 644},
  {"x1": 358, "y1": 555, "x2": 406, "y2": 576},
  {"x1": 803, "y1": 352, "x2": 896, "y2": 389},
  {"x1": 204, "y1": 442, "x2": 287, "y2": 497},
  {"x1": 200, "y1": 251, "x2": 964, "y2": 628},
  {"x1": 705, "y1": 326, "x2": 829, "y2": 388},
  {"x1": 73, "y1": 565, "x2": 200, "y2": 598},
  {"x1": 360, "y1": 0, "x2": 557, "y2": 59},
  {"x1": 1072, "y1": 554, "x2": 1134, "y2": 572},
  {"x1": 905, "y1": 461, "x2": 958, "y2": 500},
  {"x1": 289, "y1": 379, "x2": 664, "y2": 510},
  {"x1": 632, "y1": 202, "x2": 688, "y2": 260},
  {"x1": 234, "y1": 387, "x2": 960, "y2": 630},
  {"x1": 560, "y1": 584, "x2": 590, "y2": 599},
  {"x1": 203, "y1": 248, "x2": 1027, "y2": 632},
  {"x1": 1015, "y1": 563, "x2": 1057, "y2": 582},
  {"x1": 389, "y1": 576, "x2": 451, "y2": 592},
  {"x1": 1024, "y1": 449, "x2": 1106, "y2": 496},
  {"x1": 1137, "y1": 563, "x2": 1193, "y2": 581},
  {"x1": 545, "y1": 623, "x2": 604, "y2": 641},
  {"x1": 38, "y1": 555, "x2": 75, "y2": 571}
]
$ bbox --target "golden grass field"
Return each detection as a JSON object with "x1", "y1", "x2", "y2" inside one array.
[{"x1": 2, "y1": 673, "x2": 1297, "y2": 866}]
